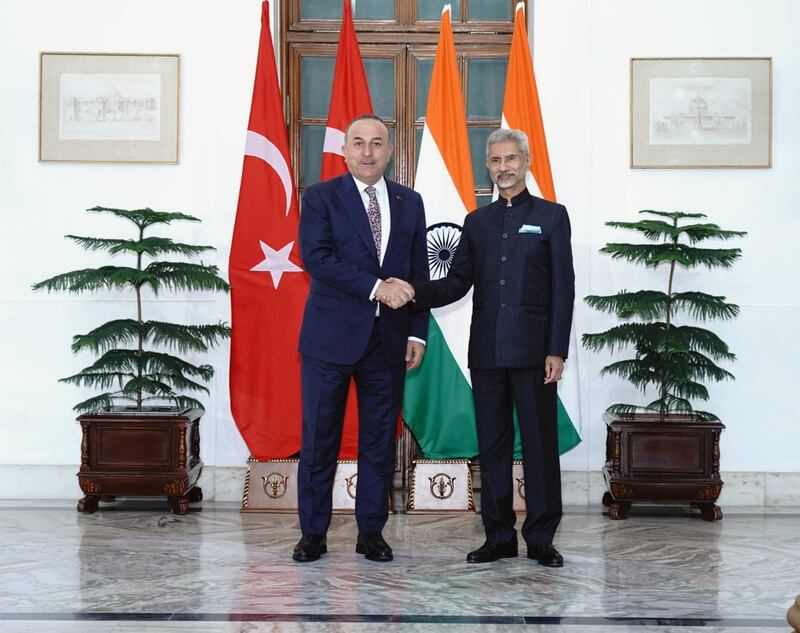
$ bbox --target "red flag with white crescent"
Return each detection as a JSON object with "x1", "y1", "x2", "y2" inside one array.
[
  {"x1": 229, "y1": 1, "x2": 307, "y2": 460},
  {"x1": 320, "y1": 0, "x2": 374, "y2": 181}
]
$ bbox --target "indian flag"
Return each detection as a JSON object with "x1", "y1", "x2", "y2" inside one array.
[
  {"x1": 403, "y1": 5, "x2": 479, "y2": 458},
  {"x1": 501, "y1": 1, "x2": 581, "y2": 453},
  {"x1": 403, "y1": 3, "x2": 581, "y2": 457}
]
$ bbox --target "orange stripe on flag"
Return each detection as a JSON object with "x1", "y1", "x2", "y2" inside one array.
[
  {"x1": 424, "y1": 6, "x2": 477, "y2": 212},
  {"x1": 503, "y1": 4, "x2": 556, "y2": 202}
]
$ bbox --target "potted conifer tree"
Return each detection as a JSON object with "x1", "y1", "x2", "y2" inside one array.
[
  {"x1": 33, "y1": 206, "x2": 230, "y2": 514},
  {"x1": 582, "y1": 210, "x2": 746, "y2": 521}
]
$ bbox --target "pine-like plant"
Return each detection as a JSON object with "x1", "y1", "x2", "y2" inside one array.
[
  {"x1": 33, "y1": 206, "x2": 231, "y2": 413},
  {"x1": 582, "y1": 210, "x2": 746, "y2": 421}
]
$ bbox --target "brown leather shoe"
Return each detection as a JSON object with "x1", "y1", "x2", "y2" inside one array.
[
  {"x1": 355, "y1": 531, "x2": 393, "y2": 562},
  {"x1": 527, "y1": 543, "x2": 564, "y2": 567},
  {"x1": 466, "y1": 539, "x2": 518, "y2": 563},
  {"x1": 292, "y1": 534, "x2": 327, "y2": 562}
]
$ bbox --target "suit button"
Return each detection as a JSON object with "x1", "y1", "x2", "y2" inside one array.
[
  {"x1": 499, "y1": 280, "x2": 506, "y2": 286},
  {"x1": 502, "y1": 233, "x2": 508, "y2": 239},
  {"x1": 501, "y1": 256, "x2": 507, "y2": 262}
]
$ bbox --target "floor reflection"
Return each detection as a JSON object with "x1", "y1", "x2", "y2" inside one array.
[{"x1": 0, "y1": 501, "x2": 795, "y2": 632}]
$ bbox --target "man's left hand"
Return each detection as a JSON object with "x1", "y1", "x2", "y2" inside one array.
[
  {"x1": 544, "y1": 355, "x2": 565, "y2": 384},
  {"x1": 406, "y1": 341, "x2": 425, "y2": 370}
]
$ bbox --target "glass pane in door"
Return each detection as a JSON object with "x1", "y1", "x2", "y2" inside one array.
[
  {"x1": 418, "y1": 0, "x2": 461, "y2": 20},
  {"x1": 364, "y1": 58, "x2": 396, "y2": 119},
  {"x1": 470, "y1": 1, "x2": 513, "y2": 21},
  {"x1": 301, "y1": 0, "x2": 341, "y2": 19},
  {"x1": 466, "y1": 58, "x2": 506, "y2": 120},
  {"x1": 301, "y1": 57, "x2": 335, "y2": 118},
  {"x1": 468, "y1": 127, "x2": 493, "y2": 189},
  {"x1": 301, "y1": 125, "x2": 326, "y2": 186},
  {"x1": 415, "y1": 58, "x2": 434, "y2": 119},
  {"x1": 355, "y1": 0, "x2": 395, "y2": 20},
  {"x1": 301, "y1": 1, "x2": 394, "y2": 21}
]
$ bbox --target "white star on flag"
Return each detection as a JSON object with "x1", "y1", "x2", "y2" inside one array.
[{"x1": 250, "y1": 240, "x2": 303, "y2": 289}]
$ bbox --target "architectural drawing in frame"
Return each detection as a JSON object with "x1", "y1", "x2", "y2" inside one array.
[
  {"x1": 631, "y1": 58, "x2": 771, "y2": 168},
  {"x1": 40, "y1": 53, "x2": 179, "y2": 163}
]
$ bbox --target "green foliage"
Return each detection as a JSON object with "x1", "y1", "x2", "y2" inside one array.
[
  {"x1": 582, "y1": 210, "x2": 746, "y2": 421},
  {"x1": 33, "y1": 206, "x2": 231, "y2": 413}
]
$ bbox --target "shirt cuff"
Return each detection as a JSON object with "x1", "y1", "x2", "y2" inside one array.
[
  {"x1": 369, "y1": 279, "x2": 382, "y2": 301},
  {"x1": 408, "y1": 337, "x2": 426, "y2": 346}
]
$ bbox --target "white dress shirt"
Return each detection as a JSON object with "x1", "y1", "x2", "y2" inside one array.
[
  {"x1": 353, "y1": 175, "x2": 391, "y2": 269},
  {"x1": 352, "y1": 175, "x2": 424, "y2": 345}
]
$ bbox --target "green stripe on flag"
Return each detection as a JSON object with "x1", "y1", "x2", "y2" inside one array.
[
  {"x1": 555, "y1": 397, "x2": 581, "y2": 454},
  {"x1": 511, "y1": 397, "x2": 582, "y2": 458},
  {"x1": 403, "y1": 316, "x2": 478, "y2": 459}
]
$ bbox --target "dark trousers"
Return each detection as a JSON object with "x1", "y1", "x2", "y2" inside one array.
[
  {"x1": 298, "y1": 320, "x2": 403, "y2": 536},
  {"x1": 471, "y1": 367, "x2": 562, "y2": 546}
]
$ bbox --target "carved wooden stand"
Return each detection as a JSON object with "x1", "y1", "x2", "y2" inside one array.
[
  {"x1": 77, "y1": 408, "x2": 203, "y2": 514},
  {"x1": 602, "y1": 412, "x2": 724, "y2": 521}
]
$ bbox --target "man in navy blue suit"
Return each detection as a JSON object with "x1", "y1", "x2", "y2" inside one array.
[
  {"x1": 293, "y1": 115, "x2": 429, "y2": 563},
  {"x1": 393, "y1": 128, "x2": 574, "y2": 567}
]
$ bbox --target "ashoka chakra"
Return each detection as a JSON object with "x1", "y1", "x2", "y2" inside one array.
[{"x1": 426, "y1": 222, "x2": 462, "y2": 280}]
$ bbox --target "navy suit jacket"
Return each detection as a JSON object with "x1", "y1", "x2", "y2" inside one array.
[
  {"x1": 414, "y1": 190, "x2": 574, "y2": 369},
  {"x1": 298, "y1": 172, "x2": 429, "y2": 366}
]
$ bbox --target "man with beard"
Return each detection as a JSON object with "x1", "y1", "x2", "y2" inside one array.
[{"x1": 388, "y1": 128, "x2": 574, "y2": 566}]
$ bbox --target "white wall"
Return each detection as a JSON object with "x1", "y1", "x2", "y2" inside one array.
[
  {"x1": 534, "y1": 0, "x2": 800, "y2": 473},
  {"x1": 0, "y1": 1, "x2": 797, "y2": 486}
]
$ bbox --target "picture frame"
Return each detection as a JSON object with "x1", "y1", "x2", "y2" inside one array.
[
  {"x1": 630, "y1": 57, "x2": 771, "y2": 169},
  {"x1": 39, "y1": 53, "x2": 180, "y2": 163}
]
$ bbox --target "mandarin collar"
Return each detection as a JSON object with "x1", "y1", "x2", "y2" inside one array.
[{"x1": 500, "y1": 188, "x2": 532, "y2": 208}]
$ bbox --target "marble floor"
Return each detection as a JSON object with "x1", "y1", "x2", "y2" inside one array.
[{"x1": 0, "y1": 501, "x2": 797, "y2": 633}]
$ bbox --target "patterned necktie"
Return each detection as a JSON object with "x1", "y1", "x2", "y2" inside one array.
[{"x1": 365, "y1": 186, "x2": 382, "y2": 259}]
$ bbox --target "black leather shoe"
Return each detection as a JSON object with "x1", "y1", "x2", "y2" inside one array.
[
  {"x1": 527, "y1": 543, "x2": 564, "y2": 567},
  {"x1": 292, "y1": 534, "x2": 327, "y2": 562},
  {"x1": 356, "y1": 531, "x2": 393, "y2": 562},
  {"x1": 466, "y1": 539, "x2": 518, "y2": 563}
]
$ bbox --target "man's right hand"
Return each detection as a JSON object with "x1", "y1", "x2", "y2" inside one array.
[{"x1": 376, "y1": 278, "x2": 415, "y2": 309}]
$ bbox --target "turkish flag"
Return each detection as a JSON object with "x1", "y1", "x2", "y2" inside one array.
[
  {"x1": 229, "y1": 1, "x2": 307, "y2": 460},
  {"x1": 320, "y1": 0, "x2": 374, "y2": 180},
  {"x1": 320, "y1": 0, "x2": 374, "y2": 458}
]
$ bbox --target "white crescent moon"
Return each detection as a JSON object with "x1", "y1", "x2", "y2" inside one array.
[{"x1": 244, "y1": 130, "x2": 293, "y2": 217}]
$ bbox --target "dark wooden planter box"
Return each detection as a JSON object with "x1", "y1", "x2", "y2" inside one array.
[
  {"x1": 76, "y1": 407, "x2": 203, "y2": 514},
  {"x1": 602, "y1": 412, "x2": 724, "y2": 521}
]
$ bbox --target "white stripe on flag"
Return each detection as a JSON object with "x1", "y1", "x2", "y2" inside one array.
[
  {"x1": 322, "y1": 126, "x2": 346, "y2": 156},
  {"x1": 414, "y1": 125, "x2": 473, "y2": 385}
]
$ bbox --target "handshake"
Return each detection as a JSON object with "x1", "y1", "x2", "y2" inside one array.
[{"x1": 376, "y1": 277, "x2": 415, "y2": 310}]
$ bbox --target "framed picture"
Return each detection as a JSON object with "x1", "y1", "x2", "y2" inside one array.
[
  {"x1": 630, "y1": 57, "x2": 771, "y2": 168},
  {"x1": 39, "y1": 53, "x2": 180, "y2": 163}
]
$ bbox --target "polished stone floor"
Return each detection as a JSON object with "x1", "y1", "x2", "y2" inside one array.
[{"x1": 0, "y1": 501, "x2": 797, "y2": 632}]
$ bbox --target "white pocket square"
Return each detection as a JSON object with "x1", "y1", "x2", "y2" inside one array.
[{"x1": 519, "y1": 224, "x2": 542, "y2": 234}]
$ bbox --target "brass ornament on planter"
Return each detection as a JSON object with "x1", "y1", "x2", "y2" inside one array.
[
  {"x1": 407, "y1": 459, "x2": 474, "y2": 512},
  {"x1": 242, "y1": 459, "x2": 369, "y2": 513},
  {"x1": 512, "y1": 460, "x2": 526, "y2": 512},
  {"x1": 331, "y1": 460, "x2": 358, "y2": 511},
  {"x1": 242, "y1": 458, "x2": 300, "y2": 513}
]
